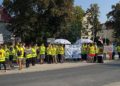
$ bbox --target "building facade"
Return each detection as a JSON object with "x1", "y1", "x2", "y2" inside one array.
[
  {"x1": 97, "y1": 24, "x2": 114, "y2": 42},
  {"x1": 0, "y1": 6, "x2": 12, "y2": 43},
  {"x1": 81, "y1": 13, "x2": 93, "y2": 39}
]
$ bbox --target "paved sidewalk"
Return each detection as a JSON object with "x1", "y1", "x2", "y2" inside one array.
[{"x1": 0, "y1": 60, "x2": 113, "y2": 75}]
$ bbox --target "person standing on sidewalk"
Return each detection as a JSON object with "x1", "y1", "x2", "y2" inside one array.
[
  {"x1": 31, "y1": 44, "x2": 37, "y2": 66},
  {"x1": 81, "y1": 43, "x2": 88, "y2": 62},
  {"x1": 8, "y1": 45, "x2": 16, "y2": 69},
  {"x1": 17, "y1": 44, "x2": 24, "y2": 70},
  {"x1": 51, "y1": 45, "x2": 57, "y2": 63},
  {"x1": 94, "y1": 43, "x2": 99, "y2": 63},
  {"x1": 39, "y1": 44, "x2": 46, "y2": 64},
  {"x1": 4, "y1": 45, "x2": 10, "y2": 69},
  {"x1": 47, "y1": 44, "x2": 52, "y2": 64},
  {"x1": 0, "y1": 45, "x2": 6, "y2": 72},
  {"x1": 97, "y1": 47, "x2": 104, "y2": 63},
  {"x1": 25, "y1": 45, "x2": 32, "y2": 68},
  {"x1": 117, "y1": 44, "x2": 120, "y2": 59},
  {"x1": 88, "y1": 43, "x2": 96, "y2": 63},
  {"x1": 58, "y1": 45, "x2": 65, "y2": 63}
]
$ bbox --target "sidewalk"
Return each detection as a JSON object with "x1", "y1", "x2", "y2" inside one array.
[{"x1": 0, "y1": 60, "x2": 113, "y2": 75}]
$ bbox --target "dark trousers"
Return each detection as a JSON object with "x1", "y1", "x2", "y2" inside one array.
[
  {"x1": 26, "y1": 58, "x2": 31, "y2": 68},
  {"x1": 47, "y1": 55, "x2": 52, "y2": 64},
  {"x1": 112, "y1": 52, "x2": 115, "y2": 60},
  {"x1": 97, "y1": 56, "x2": 103, "y2": 63},
  {"x1": 94, "y1": 54, "x2": 97, "y2": 62},
  {"x1": 81, "y1": 54, "x2": 87, "y2": 61},
  {"x1": 118, "y1": 52, "x2": 120, "y2": 59},
  {"x1": 31, "y1": 57, "x2": 36, "y2": 66},
  {"x1": 0, "y1": 61, "x2": 6, "y2": 70},
  {"x1": 58, "y1": 54, "x2": 64, "y2": 63}
]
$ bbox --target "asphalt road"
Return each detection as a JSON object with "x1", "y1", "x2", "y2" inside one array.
[{"x1": 0, "y1": 61, "x2": 120, "y2": 86}]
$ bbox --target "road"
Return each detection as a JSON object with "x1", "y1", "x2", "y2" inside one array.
[{"x1": 0, "y1": 61, "x2": 120, "y2": 86}]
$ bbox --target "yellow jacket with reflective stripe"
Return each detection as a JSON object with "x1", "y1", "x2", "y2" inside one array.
[
  {"x1": 0, "y1": 49, "x2": 5, "y2": 62},
  {"x1": 32, "y1": 47, "x2": 37, "y2": 57},
  {"x1": 17, "y1": 47, "x2": 24, "y2": 58},
  {"x1": 59, "y1": 46, "x2": 64, "y2": 55},
  {"x1": 117, "y1": 46, "x2": 120, "y2": 52},
  {"x1": 25, "y1": 48, "x2": 32, "y2": 58},
  {"x1": 89, "y1": 46, "x2": 95, "y2": 54},
  {"x1": 40, "y1": 46, "x2": 45, "y2": 55},
  {"x1": 51, "y1": 47, "x2": 57, "y2": 55},
  {"x1": 47, "y1": 47, "x2": 52, "y2": 55}
]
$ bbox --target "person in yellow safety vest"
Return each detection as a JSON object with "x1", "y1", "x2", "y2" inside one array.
[
  {"x1": 0, "y1": 45, "x2": 6, "y2": 72},
  {"x1": 93, "y1": 43, "x2": 99, "y2": 63},
  {"x1": 39, "y1": 44, "x2": 46, "y2": 64},
  {"x1": 8, "y1": 45, "x2": 16, "y2": 69},
  {"x1": 58, "y1": 45, "x2": 65, "y2": 63},
  {"x1": 117, "y1": 44, "x2": 120, "y2": 59},
  {"x1": 47, "y1": 44, "x2": 52, "y2": 64},
  {"x1": 17, "y1": 44, "x2": 24, "y2": 70},
  {"x1": 81, "y1": 43, "x2": 88, "y2": 61},
  {"x1": 97, "y1": 47, "x2": 104, "y2": 63},
  {"x1": 3, "y1": 45, "x2": 10, "y2": 69},
  {"x1": 88, "y1": 43, "x2": 96, "y2": 63},
  {"x1": 51, "y1": 45, "x2": 57, "y2": 63},
  {"x1": 25, "y1": 45, "x2": 32, "y2": 68},
  {"x1": 31, "y1": 45, "x2": 37, "y2": 66}
]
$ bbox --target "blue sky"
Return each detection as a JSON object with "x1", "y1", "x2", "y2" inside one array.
[
  {"x1": 0, "y1": 0, "x2": 119, "y2": 23},
  {"x1": 74, "y1": 0, "x2": 120, "y2": 23}
]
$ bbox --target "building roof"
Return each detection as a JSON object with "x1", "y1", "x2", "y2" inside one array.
[{"x1": 0, "y1": 6, "x2": 11, "y2": 23}]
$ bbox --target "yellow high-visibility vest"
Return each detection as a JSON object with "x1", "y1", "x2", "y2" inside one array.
[
  {"x1": 47, "y1": 47, "x2": 52, "y2": 55},
  {"x1": 32, "y1": 47, "x2": 37, "y2": 57},
  {"x1": 40, "y1": 46, "x2": 45, "y2": 55},
  {"x1": 59, "y1": 46, "x2": 64, "y2": 55},
  {"x1": 117, "y1": 46, "x2": 120, "y2": 52},
  {"x1": 0, "y1": 49, "x2": 5, "y2": 62},
  {"x1": 89, "y1": 46, "x2": 95, "y2": 54},
  {"x1": 25, "y1": 48, "x2": 32, "y2": 59},
  {"x1": 51, "y1": 47, "x2": 57, "y2": 55},
  {"x1": 17, "y1": 47, "x2": 24, "y2": 58}
]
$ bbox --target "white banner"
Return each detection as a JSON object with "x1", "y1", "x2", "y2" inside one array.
[
  {"x1": 104, "y1": 45, "x2": 113, "y2": 53},
  {"x1": 65, "y1": 45, "x2": 81, "y2": 59}
]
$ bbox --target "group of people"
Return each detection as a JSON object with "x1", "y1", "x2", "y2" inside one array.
[
  {"x1": 81, "y1": 43, "x2": 120, "y2": 63},
  {"x1": 0, "y1": 43, "x2": 65, "y2": 72},
  {"x1": 81, "y1": 43, "x2": 104, "y2": 63},
  {"x1": 1, "y1": 42, "x2": 120, "y2": 72}
]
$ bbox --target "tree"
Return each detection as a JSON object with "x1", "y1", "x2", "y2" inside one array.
[
  {"x1": 3, "y1": 0, "x2": 74, "y2": 43},
  {"x1": 86, "y1": 4, "x2": 101, "y2": 41},
  {"x1": 67, "y1": 6, "x2": 84, "y2": 43},
  {"x1": 107, "y1": 2, "x2": 120, "y2": 42}
]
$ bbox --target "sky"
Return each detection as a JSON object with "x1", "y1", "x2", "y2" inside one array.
[
  {"x1": 0, "y1": 0, "x2": 119, "y2": 23},
  {"x1": 74, "y1": 0, "x2": 120, "y2": 23}
]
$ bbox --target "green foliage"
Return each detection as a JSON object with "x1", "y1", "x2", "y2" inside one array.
[
  {"x1": 86, "y1": 4, "x2": 101, "y2": 40},
  {"x1": 3, "y1": 0, "x2": 74, "y2": 43},
  {"x1": 67, "y1": 6, "x2": 84, "y2": 43},
  {"x1": 107, "y1": 2, "x2": 120, "y2": 42}
]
